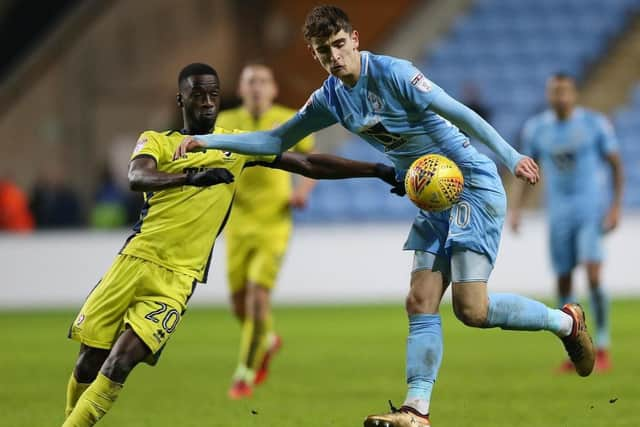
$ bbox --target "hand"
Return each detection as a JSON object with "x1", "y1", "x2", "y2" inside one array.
[
  {"x1": 603, "y1": 205, "x2": 620, "y2": 233},
  {"x1": 173, "y1": 136, "x2": 206, "y2": 160},
  {"x1": 375, "y1": 163, "x2": 406, "y2": 196},
  {"x1": 185, "y1": 168, "x2": 234, "y2": 187},
  {"x1": 515, "y1": 157, "x2": 539, "y2": 185},
  {"x1": 508, "y1": 209, "x2": 522, "y2": 234},
  {"x1": 289, "y1": 190, "x2": 310, "y2": 209}
]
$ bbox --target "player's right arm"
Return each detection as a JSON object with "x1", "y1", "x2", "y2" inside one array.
[
  {"x1": 128, "y1": 157, "x2": 234, "y2": 192},
  {"x1": 128, "y1": 132, "x2": 233, "y2": 192},
  {"x1": 173, "y1": 90, "x2": 338, "y2": 159}
]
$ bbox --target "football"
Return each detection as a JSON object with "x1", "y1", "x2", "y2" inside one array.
[{"x1": 404, "y1": 154, "x2": 464, "y2": 212}]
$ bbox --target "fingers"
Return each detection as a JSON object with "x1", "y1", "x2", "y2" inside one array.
[
  {"x1": 172, "y1": 137, "x2": 200, "y2": 161},
  {"x1": 172, "y1": 140, "x2": 186, "y2": 161},
  {"x1": 517, "y1": 164, "x2": 539, "y2": 185},
  {"x1": 515, "y1": 157, "x2": 540, "y2": 185}
]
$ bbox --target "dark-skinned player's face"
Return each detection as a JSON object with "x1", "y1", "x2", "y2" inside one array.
[{"x1": 179, "y1": 74, "x2": 220, "y2": 131}]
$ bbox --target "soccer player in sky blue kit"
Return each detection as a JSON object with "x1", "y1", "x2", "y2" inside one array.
[
  {"x1": 511, "y1": 73, "x2": 624, "y2": 373},
  {"x1": 175, "y1": 6, "x2": 596, "y2": 427}
]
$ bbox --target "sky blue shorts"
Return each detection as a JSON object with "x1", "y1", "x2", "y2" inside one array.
[
  {"x1": 549, "y1": 215, "x2": 604, "y2": 275},
  {"x1": 403, "y1": 159, "x2": 506, "y2": 283}
]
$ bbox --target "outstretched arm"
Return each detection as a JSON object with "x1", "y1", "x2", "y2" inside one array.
[
  {"x1": 128, "y1": 156, "x2": 233, "y2": 192},
  {"x1": 428, "y1": 92, "x2": 539, "y2": 184},
  {"x1": 174, "y1": 106, "x2": 337, "y2": 159},
  {"x1": 267, "y1": 152, "x2": 405, "y2": 194}
]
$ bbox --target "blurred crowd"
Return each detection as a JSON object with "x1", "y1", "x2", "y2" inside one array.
[{"x1": 0, "y1": 165, "x2": 142, "y2": 233}]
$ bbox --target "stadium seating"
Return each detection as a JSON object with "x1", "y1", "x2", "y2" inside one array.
[
  {"x1": 614, "y1": 82, "x2": 640, "y2": 208},
  {"x1": 425, "y1": 0, "x2": 640, "y2": 143},
  {"x1": 297, "y1": 0, "x2": 640, "y2": 222}
]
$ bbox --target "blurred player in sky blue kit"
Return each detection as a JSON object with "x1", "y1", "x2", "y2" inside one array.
[
  {"x1": 511, "y1": 73, "x2": 624, "y2": 373},
  {"x1": 175, "y1": 6, "x2": 597, "y2": 426}
]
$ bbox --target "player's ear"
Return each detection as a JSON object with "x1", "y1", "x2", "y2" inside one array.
[
  {"x1": 307, "y1": 44, "x2": 319, "y2": 62},
  {"x1": 176, "y1": 93, "x2": 183, "y2": 107},
  {"x1": 351, "y1": 30, "x2": 360, "y2": 50}
]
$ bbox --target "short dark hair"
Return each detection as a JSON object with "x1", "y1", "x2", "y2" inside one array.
[
  {"x1": 178, "y1": 63, "x2": 218, "y2": 87},
  {"x1": 302, "y1": 5, "x2": 353, "y2": 42},
  {"x1": 550, "y1": 72, "x2": 575, "y2": 82}
]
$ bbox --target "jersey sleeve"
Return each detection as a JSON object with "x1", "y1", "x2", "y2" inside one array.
[
  {"x1": 595, "y1": 114, "x2": 619, "y2": 156},
  {"x1": 130, "y1": 131, "x2": 166, "y2": 164},
  {"x1": 221, "y1": 128, "x2": 279, "y2": 166},
  {"x1": 296, "y1": 88, "x2": 339, "y2": 129},
  {"x1": 520, "y1": 118, "x2": 539, "y2": 159},
  {"x1": 391, "y1": 60, "x2": 444, "y2": 110}
]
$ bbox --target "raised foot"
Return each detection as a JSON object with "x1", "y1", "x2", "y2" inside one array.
[{"x1": 560, "y1": 303, "x2": 595, "y2": 377}]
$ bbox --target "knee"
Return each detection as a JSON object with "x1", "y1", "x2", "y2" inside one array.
[
  {"x1": 232, "y1": 300, "x2": 245, "y2": 321},
  {"x1": 405, "y1": 290, "x2": 438, "y2": 315},
  {"x1": 231, "y1": 291, "x2": 247, "y2": 321},
  {"x1": 75, "y1": 346, "x2": 109, "y2": 383},
  {"x1": 453, "y1": 303, "x2": 487, "y2": 328},
  {"x1": 586, "y1": 271, "x2": 600, "y2": 289},
  {"x1": 101, "y1": 349, "x2": 140, "y2": 382},
  {"x1": 254, "y1": 289, "x2": 271, "y2": 321}
]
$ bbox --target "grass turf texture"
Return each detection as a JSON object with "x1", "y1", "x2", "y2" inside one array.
[{"x1": 1, "y1": 300, "x2": 638, "y2": 426}]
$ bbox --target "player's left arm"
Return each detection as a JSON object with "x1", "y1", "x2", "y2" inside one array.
[
  {"x1": 604, "y1": 152, "x2": 623, "y2": 232},
  {"x1": 599, "y1": 116, "x2": 624, "y2": 232},
  {"x1": 391, "y1": 62, "x2": 538, "y2": 184},
  {"x1": 267, "y1": 152, "x2": 404, "y2": 195},
  {"x1": 428, "y1": 92, "x2": 539, "y2": 185}
]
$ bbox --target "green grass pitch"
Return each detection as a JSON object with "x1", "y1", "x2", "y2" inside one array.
[{"x1": 1, "y1": 300, "x2": 638, "y2": 426}]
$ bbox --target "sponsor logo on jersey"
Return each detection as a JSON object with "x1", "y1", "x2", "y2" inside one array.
[
  {"x1": 361, "y1": 122, "x2": 407, "y2": 150},
  {"x1": 410, "y1": 72, "x2": 432, "y2": 93},
  {"x1": 183, "y1": 166, "x2": 227, "y2": 173}
]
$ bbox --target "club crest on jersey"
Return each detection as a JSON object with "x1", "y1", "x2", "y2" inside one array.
[
  {"x1": 410, "y1": 72, "x2": 432, "y2": 93},
  {"x1": 367, "y1": 91, "x2": 384, "y2": 112},
  {"x1": 76, "y1": 313, "x2": 85, "y2": 326},
  {"x1": 133, "y1": 136, "x2": 147, "y2": 154}
]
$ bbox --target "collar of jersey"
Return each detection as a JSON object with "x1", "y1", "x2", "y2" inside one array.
[{"x1": 337, "y1": 51, "x2": 369, "y2": 93}]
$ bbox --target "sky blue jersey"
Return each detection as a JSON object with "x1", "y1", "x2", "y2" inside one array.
[
  {"x1": 198, "y1": 51, "x2": 524, "y2": 179},
  {"x1": 521, "y1": 107, "x2": 618, "y2": 218}
]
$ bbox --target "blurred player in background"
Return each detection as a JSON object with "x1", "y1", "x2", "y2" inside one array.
[
  {"x1": 511, "y1": 73, "x2": 624, "y2": 373},
  {"x1": 175, "y1": 6, "x2": 596, "y2": 427},
  {"x1": 216, "y1": 64, "x2": 316, "y2": 399},
  {"x1": 61, "y1": 62, "x2": 403, "y2": 427}
]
